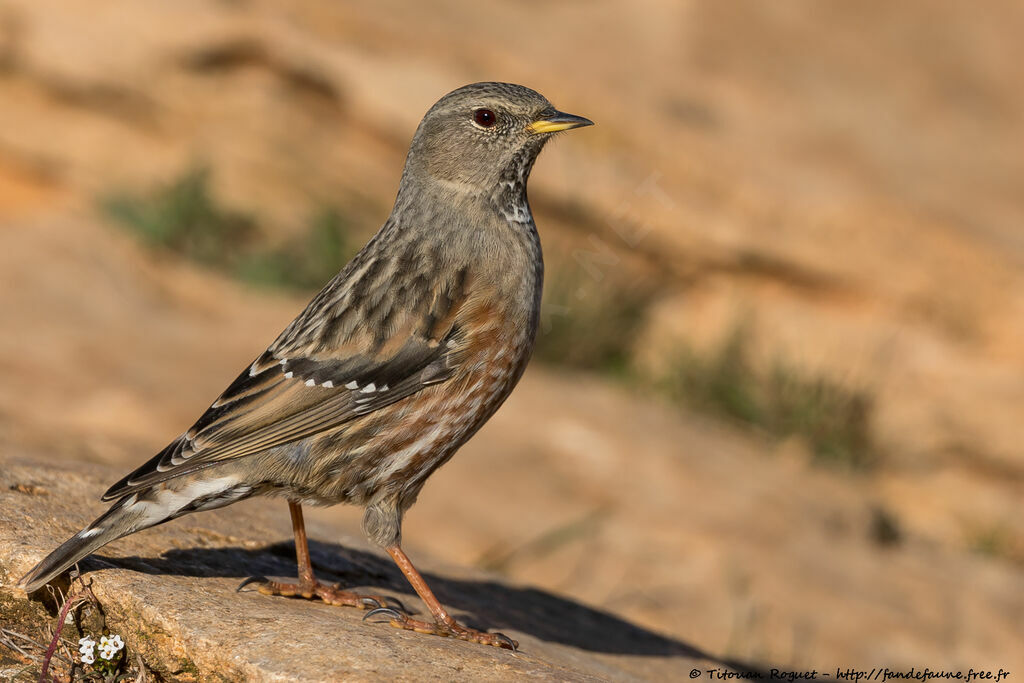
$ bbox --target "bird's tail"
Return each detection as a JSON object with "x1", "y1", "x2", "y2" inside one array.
[
  {"x1": 17, "y1": 494, "x2": 159, "y2": 593},
  {"x1": 18, "y1": 474, "x2": 251, "y2": 593}
]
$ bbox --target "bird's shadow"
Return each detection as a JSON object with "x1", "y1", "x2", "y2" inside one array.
[{"x1": 86, "y1": 539, "x2": 741, "y2": 667}]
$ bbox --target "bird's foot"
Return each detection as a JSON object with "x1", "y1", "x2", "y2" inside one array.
[
  {"x1": 237, "y1": 576, "x2": 402, "y2": 611},
  {"x1": 363, "y1": 607, "x2": 518, "y2": 650}
]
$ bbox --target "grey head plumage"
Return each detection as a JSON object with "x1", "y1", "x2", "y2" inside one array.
[{"x1": 400, "y1": 82, "x2": 592, "y2": 202}]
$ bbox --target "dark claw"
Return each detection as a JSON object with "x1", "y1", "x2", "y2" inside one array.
[
  {"x1": 359, "y1": 596, "x2": 383, "y2": 610},
  {"x1": 363, "y1": 606, "x2": 404, "y2": 623},
  {"x1": 236, "y1": 576, "x2": 269, "y2": 592},
  {"x1": 494, "y1": 632, "x2": 519, "y2": 651},
  {"x1": 381, "y1": 597, "x2": 410, "y2": 614}
]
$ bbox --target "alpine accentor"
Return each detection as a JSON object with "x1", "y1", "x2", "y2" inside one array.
[{"x1": 19, "y1": 82, "x2": 592, "y2": 649}]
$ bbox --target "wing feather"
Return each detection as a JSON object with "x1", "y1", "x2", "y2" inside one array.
[{"x1": 102, "y1": 260, "x2": 472, "y2": 501}]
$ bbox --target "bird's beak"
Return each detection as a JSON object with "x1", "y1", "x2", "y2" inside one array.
[{"x1": 527, "y1": 111, "x2": 594, "y2": 135}]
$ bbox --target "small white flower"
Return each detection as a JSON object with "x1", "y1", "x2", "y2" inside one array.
[
  {"x1": 89, "y1": 632, "x2": 124, "y2": 660},
  {"x1": 77, "y1": 633, "x2": 124, "y2": 665},
  {"x1": 100, "y1": 634, "x2": 124, "y2": 649}
]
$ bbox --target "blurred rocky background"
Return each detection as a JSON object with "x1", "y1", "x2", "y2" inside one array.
[{"x1": 1, "y1": 0, "x2": 1022, "y2": 678}]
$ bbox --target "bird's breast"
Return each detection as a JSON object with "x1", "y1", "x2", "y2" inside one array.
[{"x1": 298, "y1": 298, "x2": 537, "y2": 507}]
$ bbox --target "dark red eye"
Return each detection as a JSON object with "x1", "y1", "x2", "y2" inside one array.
[{"x1": 473, "y1": 108, "x2": 496, "y2": 127}]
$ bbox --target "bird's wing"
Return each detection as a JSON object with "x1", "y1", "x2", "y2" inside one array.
[{"x1": 102, "y1": 259, "x2": 474, "y2": 501}]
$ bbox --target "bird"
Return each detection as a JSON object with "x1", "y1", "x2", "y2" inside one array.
[{"x1": 18, "y1": 82, "x2": 592, "y2": 650}]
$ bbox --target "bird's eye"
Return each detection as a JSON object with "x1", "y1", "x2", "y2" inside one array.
[{"x1": 473, "y1": 108, "x2": 496, "y2": 128}]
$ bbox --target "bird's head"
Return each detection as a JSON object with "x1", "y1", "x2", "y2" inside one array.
[{"x1": 402, "y1": 82, "x2": 592, "y2": 199}]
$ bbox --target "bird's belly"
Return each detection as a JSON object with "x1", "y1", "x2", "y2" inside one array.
[{"x1": 296, "y1": 327, "x2": 533, "y2": 507}]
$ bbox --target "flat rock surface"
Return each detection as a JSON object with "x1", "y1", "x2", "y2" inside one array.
[{"x1": 1, "y1": 454, "x2": 715, "y2": 681}]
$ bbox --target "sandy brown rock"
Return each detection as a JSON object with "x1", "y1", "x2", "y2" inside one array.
[
  {"x1": 1, "y1": 454, "x2": 713, "y2": 682},
  {"x1": 1, "y1": 0, "x2": 1023, "y2": 675}
]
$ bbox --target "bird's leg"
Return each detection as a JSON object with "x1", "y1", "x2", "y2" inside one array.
[
  {"x1": 365, "y1": 544, "x2": 518, "y2": 650},
  {"x1": 238, "y1": 501, "x2": 398, "y2": 611}
]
